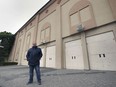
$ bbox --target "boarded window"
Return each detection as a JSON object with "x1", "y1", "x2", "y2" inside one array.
[
  {"x1": 70, "y1": 12, "x2": 80, "y2": 26},
  {"x1": 80, "y1": 6, "x2": 91, "y2": 22},
  {"x1": 41, "y1": 30, "x2": 45, "y2": 42},
  {"x1": 26, "y1": 34, "x2": 31, "y2": 50},
  {"x1": 45, "y1": 27, "x2": 50, "y2": 38}
]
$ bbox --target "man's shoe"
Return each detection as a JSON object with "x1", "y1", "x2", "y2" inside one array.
[
  {"x1": 26, "y1": 81, "x2": 33, "y2": 85},
  {"x1": 38, "y1": 81, "x2": 41, "y2": 85}
]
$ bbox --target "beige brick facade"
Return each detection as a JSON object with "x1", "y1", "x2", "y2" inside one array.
[{"x1": 9, "y1": 0, "x2": 116, "y2": 71}]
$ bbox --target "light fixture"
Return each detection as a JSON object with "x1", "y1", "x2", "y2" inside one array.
[{"x1": 77, "y1": 24, "x2": 84, "y2": 32}]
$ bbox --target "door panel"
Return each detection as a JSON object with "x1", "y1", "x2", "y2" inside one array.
[
  {"x1": 65, "y1": 40, "x2": 84, "y2": 69},
  {"x1": 40, "y1": 48, "x2": 45, "y2": 67},
  {"x1": 87, "y1": 32, "x2": 116, "y2": 71},
  {"x1": 46, "y1": 46, "x2": 56, "y2": 68}
]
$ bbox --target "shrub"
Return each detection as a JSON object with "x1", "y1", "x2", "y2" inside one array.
[{"x1": 0, "y1": 62, "x2": 18, "y2": 66}]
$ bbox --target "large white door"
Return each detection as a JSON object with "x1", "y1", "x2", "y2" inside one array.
[
  {"x1": 87, "y1": 32, "x2": 116, "y2": 71},
  {"x1": 65, "y1": 40, "x2": 84, "y2": 69},
  {"x1": 40, "y1": 49, "x2": 44, "y2": 67},
  {"x1": 46, "y1": 46, "x2": 56, "y2": 68}
]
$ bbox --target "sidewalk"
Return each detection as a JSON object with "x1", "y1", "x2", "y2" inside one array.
[{"x1": 0, "y1": 65, "x2": 116, "y2": 87}]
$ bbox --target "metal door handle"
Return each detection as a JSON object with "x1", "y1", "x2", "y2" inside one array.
[
  {"x1": 72, "y1": 56, "x2": 73, "y2": 59},
  {"x1": 99, "y1": 54, "x2": 101, "y2": 58},
  {"x1": 103, "y1": 54, "x2": 105, "y2": 57}
]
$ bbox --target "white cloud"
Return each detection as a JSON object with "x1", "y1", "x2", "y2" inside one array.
[{"x1": 0, "y1": 0, "x2": 49, "y2": 34}]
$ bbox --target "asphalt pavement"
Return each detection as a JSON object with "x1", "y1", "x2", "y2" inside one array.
[{"x1": 0, "y1": 65, "x2": 116, "y2": 87}]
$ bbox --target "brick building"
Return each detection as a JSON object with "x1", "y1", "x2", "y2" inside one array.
[{"x1": 9, "y1": 0, "x2": 116, "y2": 71}]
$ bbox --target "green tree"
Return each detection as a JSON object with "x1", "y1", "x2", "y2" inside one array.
[{"x1": 0, "y1": 31, "x2": 15, "y2": 64}]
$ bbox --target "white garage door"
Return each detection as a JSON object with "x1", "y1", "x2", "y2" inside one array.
[
  {"x1": 40, "y1": 49, "x2": 44, "y2": 67},
  {"x1": 46, "y1": 46, "x2": 56, "y2": 68},
  {"x1": 65, "y1": 40, "x2": 84, "y2": 69},
  {"x1": 87, "y1": 32, "x2": 116, "y2": 71}
]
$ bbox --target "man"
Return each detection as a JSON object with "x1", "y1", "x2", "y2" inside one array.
[{"x1": 26, "y1": 43, "x2": 42, "y2": 85}]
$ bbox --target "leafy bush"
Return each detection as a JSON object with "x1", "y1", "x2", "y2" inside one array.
[
  {"x1": 0, "y1": 31, "x2": 15, "y2": 62},
  {"x1": 0, "y1": 62, "x2": 18, "y2": 66}
]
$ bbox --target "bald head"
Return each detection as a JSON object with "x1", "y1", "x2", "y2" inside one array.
[{"x1": 33, "y1": 43, "x2": 37, "y2": 46}]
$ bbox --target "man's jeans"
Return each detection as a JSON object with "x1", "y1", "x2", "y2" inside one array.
[{"x1": 29, "y1": 65, "x2": 41, "y2": 82}]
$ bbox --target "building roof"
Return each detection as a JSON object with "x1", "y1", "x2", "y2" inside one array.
[{"x1": 15, "y1": 0, "x2": 56, "y2": 35}]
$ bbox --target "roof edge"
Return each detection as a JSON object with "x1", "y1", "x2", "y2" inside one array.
[{"x1": 15, "y1": 0, "x2": 56, "y2": 34}]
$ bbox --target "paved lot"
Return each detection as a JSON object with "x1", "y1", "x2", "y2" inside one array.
[{"x1": 0, "y1": 65, "x2": 116, "y2": 87}]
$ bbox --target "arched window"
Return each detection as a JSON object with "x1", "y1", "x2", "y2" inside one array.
[
  {"x1": 69, "y1": 0, "x2": 96, "y2": 34},
  {"x1": 24, "y1": 33, "x2": 31, "y2": 59},
  {"x1": 40, "y1": 22, "x2": 51, "y2": 43},
  {"x1": 26, "y1": 33, "x2": 31, "y2": 50},
  {"x1": 108, "y1": 0, "x2": 116, "y2": 19},
  {"x1": 16, "y1": 39, "x2": 22, "y2": 61},
  {"x1": 57, "y1": 0, "x2": 61, "y2": 4}
]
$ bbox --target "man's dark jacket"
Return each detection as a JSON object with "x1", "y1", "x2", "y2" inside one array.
[{"x1": 26, "y1": 46, "x2": 43, "y2": 65}]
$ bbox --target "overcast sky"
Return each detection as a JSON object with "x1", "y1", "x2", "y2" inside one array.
[{"x1": 0, "y1": 0, "x2": 49, "y2": 34}]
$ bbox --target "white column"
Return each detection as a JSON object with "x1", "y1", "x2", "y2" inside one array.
[
  {"x1": 55, "y1": 5, "x2": 63, "y2": 69},
  {"x1": 81, "y1": 32, "x2": 90, "y2": 70}
]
